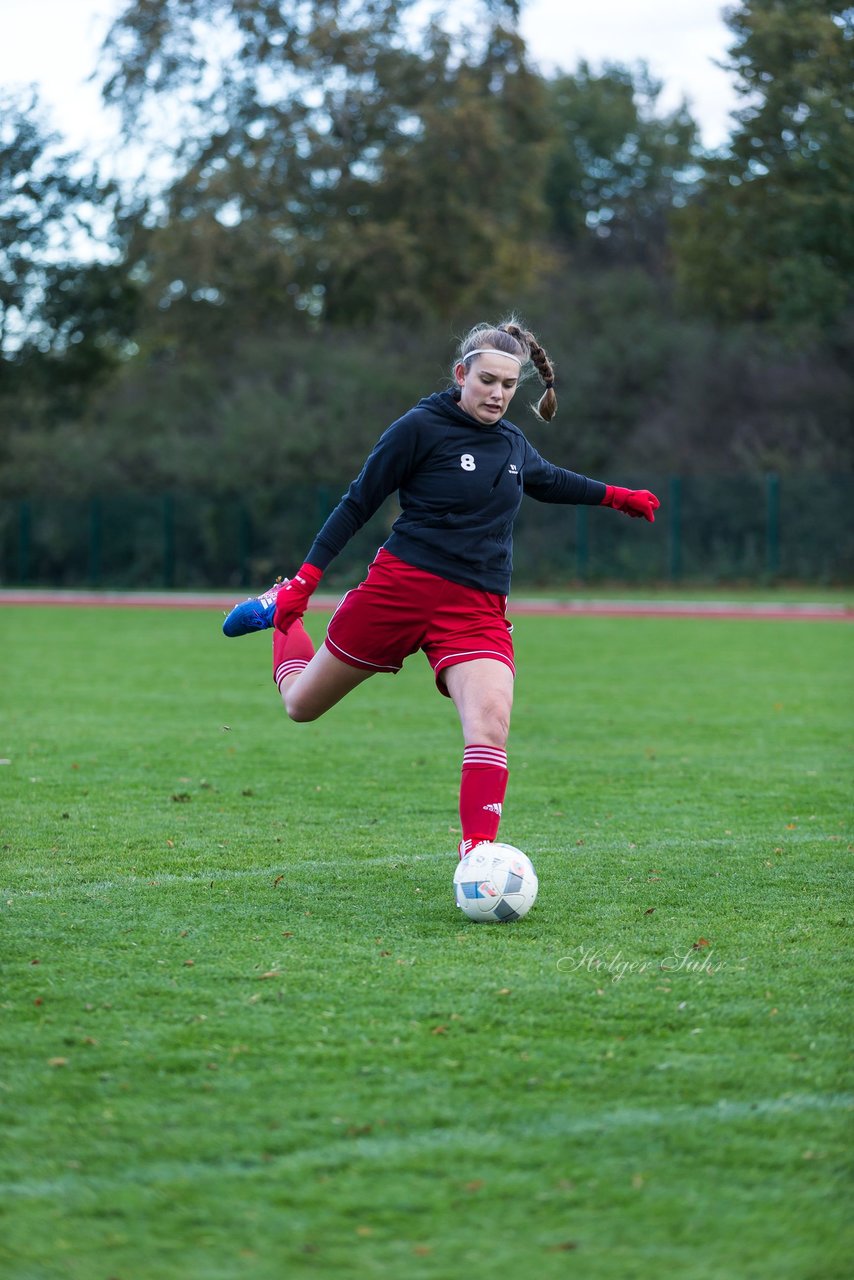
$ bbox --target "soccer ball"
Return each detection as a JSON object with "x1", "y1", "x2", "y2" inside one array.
[{"x1": 453, "y1": 843, "x2": 538, "y2": 923}]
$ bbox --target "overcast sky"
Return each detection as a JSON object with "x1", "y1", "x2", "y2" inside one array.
[
  {"x1": 520, "y1": 0, "x2": 738, "y2": 144},
  {"x1": 1, "y1": 0, "x2": 740, "y2": 160}
]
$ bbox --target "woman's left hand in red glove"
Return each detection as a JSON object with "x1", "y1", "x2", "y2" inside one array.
[{"x1": 601, "y1": 485, "x2": 660, "y2": 522}]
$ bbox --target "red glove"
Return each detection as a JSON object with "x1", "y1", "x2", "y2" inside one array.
[
  {"x1": 273, "y1": 563, "x2": 323, "y2": 634},
  {"x1": 601, "y1": 485, "x2": 660, "y2": 522}
]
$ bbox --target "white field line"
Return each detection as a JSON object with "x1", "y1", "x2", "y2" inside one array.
[
  {"x1": 2, "y1": 1093, "x2": 852, "y2": 1198},
  {"x1": 0, "y1": 827, "x2": 830, "y2": 901},
  {"x1": 1, "y1": 854, "x2": 454, "y2": 899}
]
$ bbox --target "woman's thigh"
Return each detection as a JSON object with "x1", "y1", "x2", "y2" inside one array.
[
  {"x1": 284, "y1": 644, "x2": 376, "y2": 722},
  {"x1": 442, "y1": 658, "x2": 514, "y2": 747}
]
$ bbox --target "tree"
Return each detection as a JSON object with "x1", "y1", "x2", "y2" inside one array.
[
  {"x1": 673, "y1": 0, "x2": 854, "y2": 331},
  {"x1": 0, "y1": 89, "x2": 107, "y2": 358},
  {"x1": 543, "y1": 61, "x2": 701, "y2": 265},
  {"x1": 0, "y1": 88, "x2": 140, "y2": 457},
  {"x1": 98, "y1": 0, "x2": 549, "y2": 330}
]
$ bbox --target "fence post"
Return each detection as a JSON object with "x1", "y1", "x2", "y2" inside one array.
[
  {"x1": 163, "y1": 495, "x2": 175, "y2": 589},
  {"x1": 18, "y1": 500, "x2": 31, "y2": 585},
  {"x1": 88, "y1": 497, "x2": 102, "y2": 587},
  {"x1": 668, "y1": 476, "x2": 682, "y2": 581},
  {"x1": 766, "y1": 473, "x2": 780, "y2": 579},
  {"x1": 575, "y1": 505, "x2": 588, "y2": 581},
  {"x1": 316, "y1": 485, "x2": 334, "y2": 526},
  {"x1": 238, "y1": 502, "x2": 251, "y2": 587}
]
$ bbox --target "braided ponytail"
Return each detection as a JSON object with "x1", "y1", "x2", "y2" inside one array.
[
  {"x1": 500, "y1": 321, "x2": 557, "y2": 421},
  {"x1": 454, "y1": 317, "x2": 558, "y2": 421}
]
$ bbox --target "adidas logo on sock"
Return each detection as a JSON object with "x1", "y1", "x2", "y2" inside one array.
[{"x1": 482, "y1": 802, "x2": 503, "y2": 816}]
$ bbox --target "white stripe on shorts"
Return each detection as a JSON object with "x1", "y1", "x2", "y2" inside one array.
[
  {"x1": 324, "y1": 633, "x2": 401, "y2": 672},
  {"x1": 433, "y1": 648, "x2": 516, "y2": 675}
]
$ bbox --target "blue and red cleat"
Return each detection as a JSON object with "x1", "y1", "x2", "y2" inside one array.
[{"x1": 222, "y1": 578, "x2": 285, "y2": 637}]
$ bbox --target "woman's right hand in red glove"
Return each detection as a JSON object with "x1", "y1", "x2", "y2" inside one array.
[{"x1": 273, "y1": 563, "x2": 323, "y2": 634}]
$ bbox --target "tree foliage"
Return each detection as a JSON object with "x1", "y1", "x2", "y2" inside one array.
[
  {"x1": 101, "y1": 2, "x2": 551, "y2": 329},
  {"x1": 0, "y1": 0, "x2": 851, "y2": 511},
  {"x1": 0, "y1": 88, "x2": 139, "y2": 468},
  {"x1": 674, "y1": 0, "x2": 854, "y2": 332},
  {"x1": 0, "y1": 89, "x2": 107, "y2": 358},
  {"x1": 543, "y1": 62, "x2": 700, "y2": 263}
]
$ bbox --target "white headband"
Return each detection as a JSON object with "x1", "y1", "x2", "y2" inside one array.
[{"x1": 461, "y1": 347, "x2": 523, "y2": 366}]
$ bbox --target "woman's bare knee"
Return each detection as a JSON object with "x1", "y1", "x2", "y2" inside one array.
[
  {"x1": 471, "y1": 700, "x2": 511, "y2": 746},
  {"x1": 280, "y1": 651, "x2": 374, "y2": 723},
  {"x1": 283, "y1": 685, "x2": 321, "y2": 722},
  {"x1": 444, "y1": 659, "x2": 514, "y2": 748}
]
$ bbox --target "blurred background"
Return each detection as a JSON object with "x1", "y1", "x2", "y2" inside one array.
[{"x1": 0, "y1": 0, "x2": 851, "y2": 589}]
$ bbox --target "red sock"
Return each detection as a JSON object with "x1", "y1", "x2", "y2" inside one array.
[
  {"x1": 273, "y1": 619, "x2": 315, "y2": 692},
  {"x1": 459, "y1": 744, "x2": 508, "y2": 854}
]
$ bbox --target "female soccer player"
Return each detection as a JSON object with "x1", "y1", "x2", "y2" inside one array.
[{"x1": 222, "y1": 319, "x2": 659, "y2": 856}]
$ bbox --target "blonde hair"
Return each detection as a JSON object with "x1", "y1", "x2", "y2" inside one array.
[{"x1": 456, "y1": 317, "x2": 557, "y2": 421}]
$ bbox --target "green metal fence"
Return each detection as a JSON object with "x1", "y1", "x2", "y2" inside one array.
[{"x1": 1, "y1": 475, "x2": 851, "y2": 588}]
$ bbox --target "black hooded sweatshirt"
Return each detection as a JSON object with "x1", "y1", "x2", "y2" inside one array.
[{"x1": 306, "y1": 390, "x2": 606, "y2": 595}]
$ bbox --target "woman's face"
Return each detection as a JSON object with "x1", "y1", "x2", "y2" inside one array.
[{"x1": 455, "y1": 353, "x2": 520, "y2": 424}]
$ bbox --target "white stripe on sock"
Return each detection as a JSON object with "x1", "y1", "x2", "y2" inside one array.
[
  {"x1": 275, "y1": 659, "x2": 308, "y2": 690},
  {"x1": 463, "y1": 746, "x2": 508, "y2": 768}
]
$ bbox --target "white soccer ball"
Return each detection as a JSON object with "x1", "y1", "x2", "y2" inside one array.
[{"x1": 453, "y1": 843, "x2": 539, "y2": 923}]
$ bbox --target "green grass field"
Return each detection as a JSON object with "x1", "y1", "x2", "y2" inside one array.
[{"x1": 1, "y1": 605, "x2": 852, "y2": 1280}]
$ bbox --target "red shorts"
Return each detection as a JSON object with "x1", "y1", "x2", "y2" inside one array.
[{"x1": 324, "y1": 549, "x2": 515, "y2": 696}]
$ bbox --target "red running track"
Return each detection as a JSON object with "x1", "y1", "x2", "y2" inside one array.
[{"x1": 0, "y1": 590, "x2": 851, "y2": 622}]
